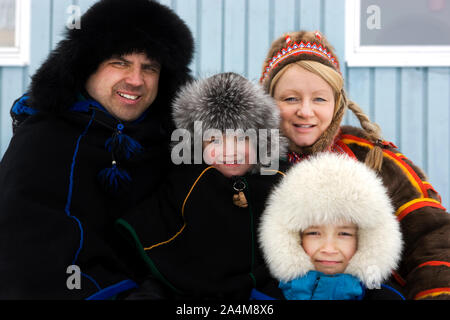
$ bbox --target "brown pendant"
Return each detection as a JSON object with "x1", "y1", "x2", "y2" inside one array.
[{"x1": 233, "y1": 191, "x2": 248, "y2": 208}]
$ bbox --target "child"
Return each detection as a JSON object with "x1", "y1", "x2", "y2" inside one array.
[
  {"x1": 258, "y1": 152, "x2": 405, "y2": 300},
  {"x1": 116, "y1": 72, "x2": 289, "y2": 299}
]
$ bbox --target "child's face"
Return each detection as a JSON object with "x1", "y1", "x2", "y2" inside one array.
[
  {"x1": 203, "y1": 135, "x2": 255, "y2": 178},
  {"x1": 301, "y1": 223, "x2": 358, "y2": 275}
]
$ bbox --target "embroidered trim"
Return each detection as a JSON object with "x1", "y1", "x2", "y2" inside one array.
[
  {"x1": 332, "y1": 140, "x2": 357, "y2": 159},
  {"x1": 423, "y1": 181, "x2": 443, "y2": 203},
  {"x1": 64, "y1": 110, "x2": 101, "y2": 291},
  {"x1": 380, "y1": 284, "x2": 406, "y2": 300},
  {"x1": 395, "y1": 198, "x2": 446, "y2": 221},
  {"x1": 260, "y1": 40, "x2": 340, "y2": 82},
  {"x1": 415, "y1": 287, "x2": 450, "y2": 300},
  {"x1": 85, "y1": 280, "x2": 138, "y2": 300},
  {"x1": 115, "y1": 218, "x2": 182, "y2": 294},
  {"x1": 143, "y1": 166, "x2": 215, "y2": 251},
  {"x1": 340, "y1": 134, "x2": 429, "y2": 198},
  {"x1": 65, "y1": 111, "x2": 96, "y2": 264},
  {"x1": 260, "y1": 169, "x2": 286, "y2": 176},
  {"x1": 415, "y1": 261, "x2": 450, "y2": 270},
  {"x1": 287, "y1": 134, "x2": 357, "y2": 164},
  {"x1": 392, "y1": 271, "x2": 406, "y2": 287}
]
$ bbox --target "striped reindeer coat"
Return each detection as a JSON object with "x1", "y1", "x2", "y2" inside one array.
[{"x1": 288, "y1": 125, "x2": 450, "y2": 300}]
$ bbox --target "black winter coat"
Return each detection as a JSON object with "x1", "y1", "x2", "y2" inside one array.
[
  {"x1": 116, "y1": 163, "x2": 287, "y2": 299},
  {"x1": 0, "y1": 98, "x2": 171, "y2": 299}
]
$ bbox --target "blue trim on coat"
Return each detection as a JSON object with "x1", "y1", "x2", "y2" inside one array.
[
  {"x1": 64, "y1": 110, "x2": 101, "y2": 291},
  {"x1": 85, "y1": 280, "x2": 138, "y2": 300},
  {"x1": 249, "y1": 288, "x2": 276, "y2": 300},
  {"x1": 72, "y1": 93, "x2": 149, "y2": 124},
  {"x1": 11, "y1": 95, "x2": 38, "y2": 115},
  {"x1": 70, "y1": 98, "x2": 105, "y2": 114},
  {"x1": 381, "y1": 284, "x2": 406, "y2": 300}
]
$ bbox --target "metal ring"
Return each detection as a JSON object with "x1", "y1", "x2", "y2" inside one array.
[{"x1": 233, "y1": 180, "x2": 246, "y2": 192}]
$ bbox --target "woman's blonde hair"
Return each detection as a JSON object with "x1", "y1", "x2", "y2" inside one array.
[{"x1": 270, "y1": 60, "x2": 384, "y2": 171}]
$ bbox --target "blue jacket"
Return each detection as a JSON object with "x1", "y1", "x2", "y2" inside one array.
[{"x1": 279, "y1": 271, "x2": 364, "y2": 300}]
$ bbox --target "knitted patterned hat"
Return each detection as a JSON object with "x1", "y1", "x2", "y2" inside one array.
[{"x1": 260, "y1": 30, "x2": 340, "y2": 91}]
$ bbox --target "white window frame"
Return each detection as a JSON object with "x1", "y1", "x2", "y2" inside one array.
[
  {"x1": 0, "y1": 0, "x2": 30, "y2": 66},
  {"x1": 345, "y1": 0, "x2": 450, "y2": 67}
]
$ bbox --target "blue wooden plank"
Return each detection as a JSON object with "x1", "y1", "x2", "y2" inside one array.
[
  {"x1": 345, "y1": 68, "x2": 372, "y2": 128},
  {"x1": 273, "y1": 0, "x2": 296, "y2": 39},
  {"x1": 27, "y1": 0, "x2": 52, "y2": 84},
  {"x1": 299, "y1": 0, "x2": 322, "y2": 31},
  {"x1": 198, "y1": 0, "x2": 223, "y2": 78},
  {"x1": 51, "y1": 0, "x2": 74, "y2": 49},
  {"x1": 400, "y1": 67, "x2": 425, "y2": 169},
  {"x1": 223, "y1": 0, "x2": 246, "y2": 76},
  {"x1": 174, "y1": 0, "x2": 198, "y2": 77},
  {"x1": 427, "y1": 67, "x2": 450, "y2": 208},
  {"x1": 0, "y1": 68, "x2": 24, "y2": 156},
  {"x1": 247, "y1": 0, "x2": 270, "y2": 82},
  {"x1": 323, "y1": 0, "x2": 346, "y2": 77},
  {"x1": 373, "y1": 68, "x2": 398, "y2": 144}
]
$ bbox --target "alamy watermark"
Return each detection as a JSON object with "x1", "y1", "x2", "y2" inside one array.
[
  {"x1": 366, "y1": 5, "x2": 381, "y2": 30},
  {"x1": 66, "y1": 5, "x2": 81, "y2": 30},
  {"x1": 66, "y1": 265, "x2": 81, "y2": 290},
  {"x1": 170, "y1": 121, "x2": 281, "y2": 175}
]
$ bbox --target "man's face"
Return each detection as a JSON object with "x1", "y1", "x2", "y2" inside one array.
[{"x1": 85, "y1": 52, "x2": 161, "y2": 122}]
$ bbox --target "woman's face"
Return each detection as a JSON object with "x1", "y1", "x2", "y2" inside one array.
[{"x1": 273, "y1": 65, "x2": 335, "y2": 149}]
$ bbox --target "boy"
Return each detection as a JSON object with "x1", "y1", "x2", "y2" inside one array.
[
  {"x1": 258, "y1": 152, "x2": 405, "y2": 300},
  {"x1": 116, "y1": 72, "x2": 288, "y2": 299}
]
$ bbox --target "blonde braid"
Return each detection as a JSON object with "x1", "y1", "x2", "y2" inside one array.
[{"x1": 347, "y1": 100, "x2": 384, "y2": 172}]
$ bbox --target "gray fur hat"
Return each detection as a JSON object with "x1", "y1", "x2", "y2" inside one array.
[{"x1": 172, "y1": 72, "x2": 287, "y2": 169}]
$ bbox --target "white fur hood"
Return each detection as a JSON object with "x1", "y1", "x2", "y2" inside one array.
[{"x1": 258, "y1": 152, "x2": 403, "y2": 288}]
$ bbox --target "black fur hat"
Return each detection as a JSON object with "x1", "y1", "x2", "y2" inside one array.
[{"x1": 28, "y1": 0, "x2": 194, "y2": 113}]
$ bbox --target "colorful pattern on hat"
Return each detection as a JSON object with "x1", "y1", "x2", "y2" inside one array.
[{"x1": 260, "y1": 40, "x2": 340, "y2": 83}]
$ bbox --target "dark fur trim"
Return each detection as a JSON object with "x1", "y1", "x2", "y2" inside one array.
[{"x1": 28, "y1": 0, "x2": 194, "y2": 114}]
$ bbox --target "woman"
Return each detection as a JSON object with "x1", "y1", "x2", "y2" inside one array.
[{"x1": 259, "y1": 30, "x2": 450, "y2": 300}]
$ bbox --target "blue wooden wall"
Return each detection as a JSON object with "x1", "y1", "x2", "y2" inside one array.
[{"x1": 0, "y1": 0, "x2": 449, "y2": 208}]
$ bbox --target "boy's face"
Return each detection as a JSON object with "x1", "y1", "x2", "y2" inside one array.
[
  {"x1": 203, "y1": 135, "x2": 255, "y2": 178},
  {"x1": 301, "y1": 223, "x2": 358, "y2": 275}
]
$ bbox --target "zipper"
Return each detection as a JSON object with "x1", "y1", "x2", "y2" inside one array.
[{"x1": 310, "y1": 275, "x2": 320, "y2": 300}]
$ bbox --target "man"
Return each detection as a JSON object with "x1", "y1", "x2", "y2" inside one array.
[{"x1": 0, "y1": 0, "x2": 193, "y2": 299}]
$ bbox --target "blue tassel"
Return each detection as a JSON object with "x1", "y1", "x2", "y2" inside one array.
[
  {"x1": 98, "y1": 162, "x2": 131, "y2": 193},
  {"x1": 105, "y1": 124, "x2": 144, "y2": 160}
]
